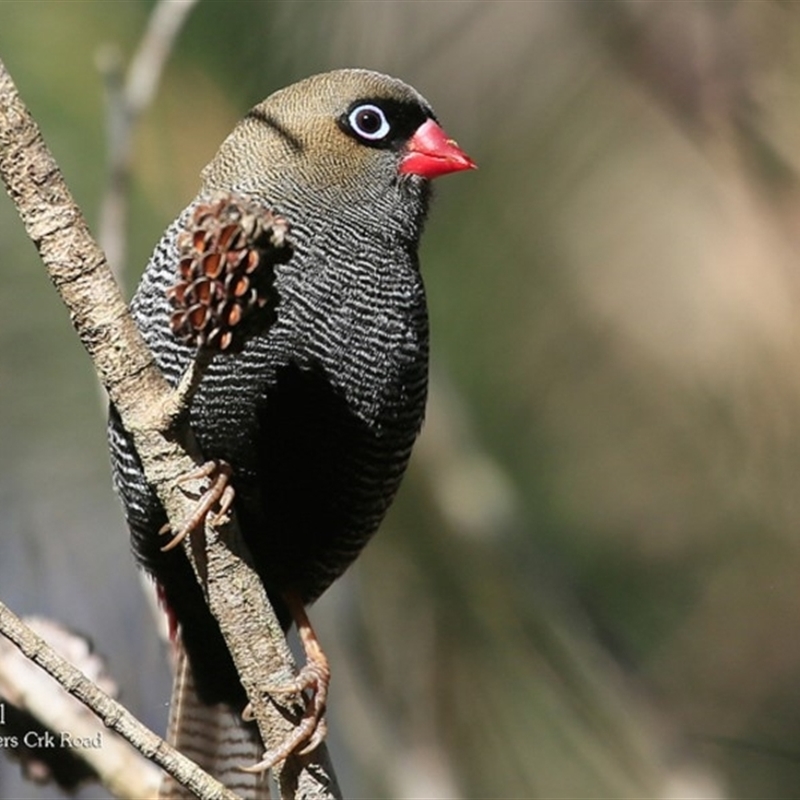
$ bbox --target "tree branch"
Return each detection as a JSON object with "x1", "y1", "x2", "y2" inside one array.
[{"x1": 0, "y1": 57, "x2": 339, "y2": 800}]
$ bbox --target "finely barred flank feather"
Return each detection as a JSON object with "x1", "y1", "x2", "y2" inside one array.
[{"x1": 167, "y1": 193, "x2": 292, "y2": 352}]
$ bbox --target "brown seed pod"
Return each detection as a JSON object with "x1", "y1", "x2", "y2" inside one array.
[{"x1": 167, "y1": 192, "x2": 292, "y2": 352}]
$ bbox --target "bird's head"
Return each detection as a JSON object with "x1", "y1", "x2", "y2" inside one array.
[{"x1": 200, "y1": 69, "x2": 475, "y2": 230}]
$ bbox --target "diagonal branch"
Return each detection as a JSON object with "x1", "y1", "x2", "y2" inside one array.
[{"x1": 0, "y1": 58, "x2": 340, "y2": 800}]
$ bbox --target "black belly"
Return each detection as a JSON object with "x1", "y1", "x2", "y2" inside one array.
[
  {"x1": 248, "y1": 362, "x2": 388, "y2": 599},
  {"x1": 160, "y1": 360, "x2": 415, "y2": 706}
]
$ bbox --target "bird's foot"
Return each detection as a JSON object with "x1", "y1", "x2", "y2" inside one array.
[
  {"x1": 159, "y1": 460, "x2": 235, "y2": 552},
  {"x1": 241, "y1": 594, "x2": 330, "y2": 772}
]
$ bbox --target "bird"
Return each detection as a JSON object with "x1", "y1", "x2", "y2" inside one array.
[{"x1": 107, "y1": 68, "x2": 474, "y2": 796}]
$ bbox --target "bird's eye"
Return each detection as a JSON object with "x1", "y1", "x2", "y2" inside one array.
[{"x1": 348, "y1": 104, "x2": 391, "y2": 141}]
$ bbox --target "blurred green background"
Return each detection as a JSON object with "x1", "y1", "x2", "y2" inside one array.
[{"x1": 5, "y1": 1, "x2": 800, "y2": 797}]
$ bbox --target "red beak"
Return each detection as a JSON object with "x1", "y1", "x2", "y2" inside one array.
[{"x1": 399, "y1": 119, "x2": 477, "y2": 179}]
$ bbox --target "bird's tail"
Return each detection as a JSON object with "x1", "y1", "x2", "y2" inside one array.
[{"x1": 159, "y1": 640, "x2": 269, "y2": 799}]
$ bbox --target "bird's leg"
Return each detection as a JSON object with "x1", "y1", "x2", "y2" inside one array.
[
  {"x1": 241, "y1": 592, "x2": 330, "y2": 772},
  {"x1": 159, "y1": 460, "x2": 235, "y2": 552}
]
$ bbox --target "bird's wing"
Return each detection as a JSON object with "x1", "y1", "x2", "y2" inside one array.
[{"x1": 159, "y1": 639, "x2": 269, "y2": 800}]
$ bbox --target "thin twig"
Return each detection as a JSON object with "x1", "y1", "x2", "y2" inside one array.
[{"x1": 97, "y1": 0, "x2": 200, "y2": 280}]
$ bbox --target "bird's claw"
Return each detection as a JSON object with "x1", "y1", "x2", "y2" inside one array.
[
  {"x1": 159, "y1": 460, "x2": 235, "y2": 551},
  {"x1": 263, "y1": 656, "x2": 330, "y2": 699},
  {"x1": 240, "y1": 594, "x2": 330, "y2": 772},
  {"x1": 241, "y1": 659, "x2": 330, "y2": 773},
  {"x1": 242, "y1": 715, "x2": 329, "y2": 774}
]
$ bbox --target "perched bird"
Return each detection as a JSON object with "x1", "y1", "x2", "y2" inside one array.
[{"x1": 107, "y1": 68, "x2": 474, "y2": 795}]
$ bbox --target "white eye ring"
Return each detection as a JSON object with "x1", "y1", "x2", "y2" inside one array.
[{"x1": 348, "y1": 104, "x2": 391, "y2": 141}]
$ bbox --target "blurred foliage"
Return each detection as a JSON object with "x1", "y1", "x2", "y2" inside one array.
[{"x1": 6, "y1": 1, "x2": 800, "y2": 797}]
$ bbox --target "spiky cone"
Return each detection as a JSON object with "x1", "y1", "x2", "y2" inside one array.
[{"x1": 167, "y1": 193, "x2": 292, "y2": 352}]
